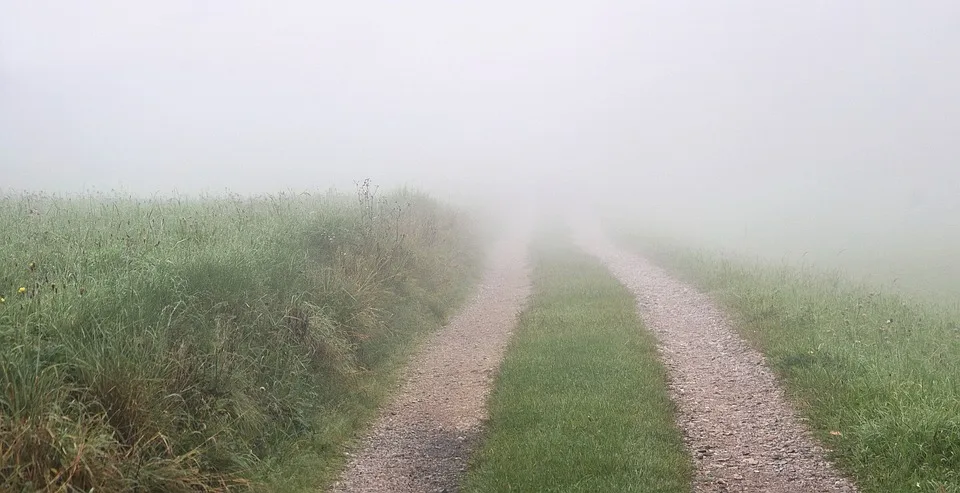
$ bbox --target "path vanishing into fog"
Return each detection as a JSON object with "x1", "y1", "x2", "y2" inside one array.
[
  {"x1": 330, "y1": 229, "x2": 531, "y2": 493},
  {"x1": 329, "y1": 218, "x2": 858, "y2": 493},
  {"x1": 577, "y1": 225, "x2": 857, "y2": 493}
]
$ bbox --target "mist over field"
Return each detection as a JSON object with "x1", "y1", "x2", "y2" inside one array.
[
  {"x1": 5, "y1": 4, "x2": 960, "y2": 491},
  {"x1": 3, "y1": 1, "x2": 959, "y2": 295}
]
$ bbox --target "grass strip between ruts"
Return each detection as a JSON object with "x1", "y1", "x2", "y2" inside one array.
[{"x1": 462, "y1": 239, "x2": 692, "y2": 492}]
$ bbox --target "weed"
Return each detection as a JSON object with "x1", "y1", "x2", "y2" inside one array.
[{"x1": 0, "y1": 187, "x2": 481, "y2": 491}]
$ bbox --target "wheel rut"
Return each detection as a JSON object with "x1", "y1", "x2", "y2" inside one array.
[
  {"x1": 579, "y1": 231, "x2": 858, "y2": 493},
  {"x1": 330, "y1": 231, "x2": 531, "y2": 493}
]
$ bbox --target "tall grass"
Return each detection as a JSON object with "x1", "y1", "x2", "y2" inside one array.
[
  {"x1": 618, "y1": 233, "x2": 960, "y2": 493},
  {"x1": 0, "y1": 184, "x2": 481, "y2": 491}
]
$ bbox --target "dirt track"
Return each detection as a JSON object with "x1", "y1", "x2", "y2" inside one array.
[
  {"x1": 330, "y1": 219, "x2": 858, "y2": 493},
  {"x1": 578, "y1": 229, "x2": 857, "y2": 493},
  {"x1": 330, "y1": 231, "x2": 530, "y2": 493}
]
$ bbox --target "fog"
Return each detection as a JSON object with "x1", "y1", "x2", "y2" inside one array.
[{"x1": 3, "y1": 1, "x2": 959, "y2": 291}]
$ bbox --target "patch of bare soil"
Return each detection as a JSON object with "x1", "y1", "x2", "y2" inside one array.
[
  {"x1": 330, "y1": 232, "x2": 531, "y2": 493},
  {"x1": 579, "y1": 231, "x2": 858, "y2": 493}
]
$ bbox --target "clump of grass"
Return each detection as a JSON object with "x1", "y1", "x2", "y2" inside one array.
[
  {"x1": 462, "y1": 235, "x2": 692, "y2": 493},
  {"x1": 0, "y1": 184, "x2": 481, "y2": 491},
  {"x1": 619, "y1": 233, "x2": 960, "y2": 493}
]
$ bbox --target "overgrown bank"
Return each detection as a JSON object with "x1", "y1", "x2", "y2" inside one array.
[
  {"x1": 0, "y1": 186, "x2": 482, "y2": 491},
  {"x1": 618, "y1": 233, "x2": 960, "y2": 493}
]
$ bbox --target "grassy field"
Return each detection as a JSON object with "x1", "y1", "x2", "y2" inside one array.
[
  {"x1": 0, "y1": 184, "x2": 481, "y2": 492},
  {"x1": 618, "y1": 232, "x2": 960, "y2": 493},
  {"x1": 626, "y1": 215, "x2": 960, "y2": 305},
  {"x1": 462, "y1": 236, "x2": 692, "y2": 493}
]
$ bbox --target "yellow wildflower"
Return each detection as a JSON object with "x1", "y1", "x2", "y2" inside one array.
[
  {"x1": 0, "y1": 296, "x2": 5, "y2": 303},
  {"x1": 18, "y1": 287, "x2": 27, "y2": 294}
]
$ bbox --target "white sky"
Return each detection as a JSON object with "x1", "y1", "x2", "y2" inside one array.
[{"x1": 1, "y1": 1, "x2": 958, "y2": 213}]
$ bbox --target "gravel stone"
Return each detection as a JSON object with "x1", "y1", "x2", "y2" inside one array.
[
  {"x1": 330, "y1": 232, "x2": 531, "y2": 493},
  {"x1": 580, "y1": 232, "x2": 858, "y2": 493}
]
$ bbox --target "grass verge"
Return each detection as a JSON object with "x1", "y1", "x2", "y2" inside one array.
[
  {"x1": 0, "y1": 184, "x2": 481, "y2": 492},
  {"x1": 461, "y1": 237, "x2": 692, "y2": 493},
  {"x1": 618, "y1": 233, "x2": 960, "y2": 493}
]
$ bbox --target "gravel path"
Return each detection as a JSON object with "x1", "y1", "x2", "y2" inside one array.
[
  {"x1": 330, "y1": 231, "x2": 531, "y2": 493},
  {"x1": 578, "y1": 230, "x2": 858, "y2": 493}
]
